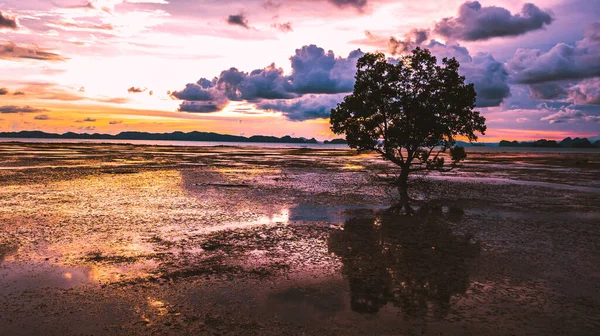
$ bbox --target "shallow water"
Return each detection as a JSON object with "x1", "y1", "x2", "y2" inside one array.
[{"x1": 1, "y1": 143, "x2": 599, "y2": 335}]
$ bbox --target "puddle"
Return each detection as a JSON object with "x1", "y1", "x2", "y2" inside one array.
[
  {"x1": 192, "y1": 204, "x2": 386, "y2": 234},
  {"x1": 427, "y1": 175, "x2": 600, "y2": 193},
  {"x1": 466, "y1": 208, "x2": 600, "y2": 221},
  {"x1": 0, "y1": 260, "x2": 157, "y2": 294}
]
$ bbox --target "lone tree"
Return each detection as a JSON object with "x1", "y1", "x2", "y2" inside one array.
[{"x1": 330, "y1": 47, "x2": 486, "y2": 204}]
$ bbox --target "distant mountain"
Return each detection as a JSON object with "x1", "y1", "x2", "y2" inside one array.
[
  {"x1": 0, "y1": 131, "x2": 318, "y2": 144},
  {"x1": 499, "y1": 137, "x2": 600, "y2": 148},
  {"x1": 323, "y1": 138, "x2": 348, "y2": 144}
]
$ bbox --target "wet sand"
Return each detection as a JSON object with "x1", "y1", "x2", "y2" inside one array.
[{"x1": 0, "y1": 143, "x2": 599, "y2": 335}]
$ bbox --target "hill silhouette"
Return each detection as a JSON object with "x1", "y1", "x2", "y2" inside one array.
[
  {"x1": 0, "y1": 131, "x2": 319, "y2": 144},
  {"x1": 499, "y1": 137, "x2": 600, "y2": 148}
]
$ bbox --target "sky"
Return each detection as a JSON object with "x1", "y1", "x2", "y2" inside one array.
[{"x1": 0, "y1": 0, "x2": 599, "y2": 142}]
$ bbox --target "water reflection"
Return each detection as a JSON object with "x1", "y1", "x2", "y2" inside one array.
[{"x1": 328, "y1": 204, "x2": 480, "y2": 316}]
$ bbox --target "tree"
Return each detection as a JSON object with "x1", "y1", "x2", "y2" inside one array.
[{"x1": 330, "y1": 47, "x2": 486, "y2": 205}]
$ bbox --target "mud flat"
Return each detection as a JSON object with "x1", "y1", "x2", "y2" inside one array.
[{"x1": 1, "y1": 143, "x2": 599, "y2": 335}]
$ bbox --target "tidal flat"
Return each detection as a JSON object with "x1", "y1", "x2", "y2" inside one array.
[{"x1": 0, "y1": 143, "x2": 599, "y2": 336}]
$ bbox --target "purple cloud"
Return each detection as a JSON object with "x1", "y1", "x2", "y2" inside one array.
[
  {"x1": 227, "y1": 14, "x2": 250, "y2": 29},
  {"x1": 0, "y1": 11, "x2": 17, "y2": 29},
  {"x1": 0, "y1": 105, "x2": 49, "y2": 113},
  {"x1": 434, "y1": 1, "x2": 554, "y2": 41}
]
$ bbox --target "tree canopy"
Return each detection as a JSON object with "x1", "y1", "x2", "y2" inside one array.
[{"x1": 330, "y1": 47, "x2": 486, "y2": 200}]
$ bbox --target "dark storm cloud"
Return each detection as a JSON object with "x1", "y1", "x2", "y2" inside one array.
[
  {"x1": 0, "y1": 105, "x2": 49, "y2": 113},
  {"x1": 434, "y1": 1, "x2": 553, "y2": 41},
  {"x1": 508, "y1": 23, "x2": 600, "y2": 84},
  {"x1": 0, "y1": 88, "x2": 8, "y2": 95},
  {"x1": 227, "y1": 14, "x2": 250, "y2": 29},
  {"x1": 0, "y1": 11, "x2": 17, "y2": 29}
]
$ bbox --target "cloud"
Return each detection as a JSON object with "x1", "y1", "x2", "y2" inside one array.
[
  {"x1": 16, "y1": 83, "x2": 84, "y2": 101},
  {"x1": 508, "y1": 23, "x2": 600, "y2": 84},
  {"x1": 75, "y1": 117, "x2": 96, "y2": 122},
  {"x1": 13, "y1": 91, "x2": 25, "y2": 96},
  {"x1": 96, "y1": 97, "x2": 129, "y2": 104},
  {"x1": 366, "y1": 32, "x2": 530, "y2": 112},
  {"x1": 171, "y1": 45, "x2": 364, "y2": 119},
  {"x1": 178, "y1": 101, "x2": 228, "y2": 113},
  {"x1": 288, "y1": 45, "x2": 363, "y2": 94},
  {"x1": 389, "y1": 29, "x2": 429, "y2": 55},
  {"x1": 0, "y1": 105, "x2": 49, "y2": 113},
  {"x1": 528, "y1": 82, "x2": 567, "y2": 100},
  {"x1": 220, "y1": 65, "x2": 297, "y2": 100},
  {"x1": 327, "y1": 0, "x2": 368, "y2": 10},
  {"x1": 0, "y1": 42, "x2": 66, "y2": 62},
  {"x1": 423, "y1": 40, "x2": 511, "y2": 107},
  {"x1": 170, "y1": 82, "x2": 215, "y2": 101},
  {"x1": 0, "y1": 88, "x2": 8, "y2": 95},
  {"x1": 262, "y1": 0, "x2": 281, "y2": 10},
  {"x1": 109, "y1": 120, "x2": 123, "y2": 124},
  {"x1": 48, "y1": 20, "x2": 114, "y2": 31},
  {"x1": 256, "y1": 94, "x2": 345, "y2": 121},
  {"x1": 273, "y1": 22, "x2": 293, "y2": 32},
  {"x1": 227, "y1": 14, "x2": 250, "y2": 29},
  {"x1": 460, "y1": 52, "x2": 511, "y2": 107},
  {"x1": 567, "y1": 78, "x2": 600, "y2": 105},
  {"x1": 540, "y1": 105, "x2": 600, "y2": 124},
  {"x1": 128, "y1": 87, "x2": 147, "y2": 93},
  {"x1": 434, "y1": 1, "x2": 554, "y2": 41},
  {"x1": 34, "y1": 114, "x2": 51, "y2": 120},
  {"x1": 173, "y1": 41, "x2": 510, "y2": 119},
  {"x1": 0, "y1": 11, "x2": 17, "y2": 30}
]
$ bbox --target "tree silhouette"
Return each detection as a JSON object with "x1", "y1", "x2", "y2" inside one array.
[
  {"x1": 330, "y1": 48, "x2": 486, "y2": 205},
  {"x1": 328, "y1": 205, "x2": 479, "y2": 317}
]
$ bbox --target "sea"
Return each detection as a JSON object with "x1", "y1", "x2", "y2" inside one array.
[{"x1": 0, "y1": 138, "x2": 599, "y2": 153}]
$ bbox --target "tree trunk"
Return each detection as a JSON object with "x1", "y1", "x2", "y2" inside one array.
[{"x1": 397, "y1": 165, "x2": 412, "y2": 213}]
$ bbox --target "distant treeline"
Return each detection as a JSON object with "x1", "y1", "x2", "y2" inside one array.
[
  {"x1": 499, "y1": 137, "x2": 600, "y2": 148},
  {"x1": 323, "y1": 138, "x2": 348, "y2": 144},
  {"x1": 0, "y1": 131, "x2": 319, "y2": 144}
]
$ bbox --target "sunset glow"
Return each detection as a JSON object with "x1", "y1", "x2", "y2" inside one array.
[{"x1": 1, "y1": 0, "x2": 598, "y2": 141}]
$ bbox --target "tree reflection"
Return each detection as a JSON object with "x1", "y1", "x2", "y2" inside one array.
[{"x1": 328, "y1": 204, "x2": 479, "y2": 317}]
